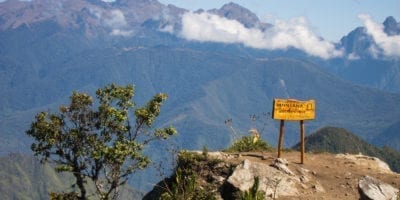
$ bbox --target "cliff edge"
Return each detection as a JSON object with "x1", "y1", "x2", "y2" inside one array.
[{"x1": 145, "y1": 151, "x2": 400, "y2": 200}]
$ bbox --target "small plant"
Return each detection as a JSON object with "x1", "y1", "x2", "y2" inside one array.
[
  {"x1": 49, "y1": 191, "x2": 80, "y2": 200},
  {"x1": 237, "y1": 176, "x2": 265, "y2": 200},
  {"x1": 269, "y1": 178, "x2": 282, "y2": 200},
  {"x1": 225, "y1": 135, "x2": 273, "y2": 152},
  {"x1": 160, "y1": 167, "x2": 198, "y2": 200},
  {"x1": 202, "y1": 145, "x2": 209, "y2": 159},
  {"x1": 160, "y1": 151, "x2": 219, "y2": 200},
  {"x1": 224, "y1": 113, "x2": 273, "y2": 152}
]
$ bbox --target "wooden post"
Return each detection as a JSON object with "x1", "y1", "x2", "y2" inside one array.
[
  {"x1": 278, "y1": 120, "x2": 285, "y2": 158},
  {"x1": 300, "y1": 120, "x2": 305, "y2": 164}
]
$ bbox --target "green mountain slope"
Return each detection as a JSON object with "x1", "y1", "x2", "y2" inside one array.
[
  {"x1": 0, "y1": 153, "x2": 74, "y2": 200},
  {"x1": 2, "y1": 43, "x2": 400, "y2": 153},
  {"x1": 0, "y1": 153, "x2": 143, "y2": 200},
  {"x1": 292, "y1": 126, "x2": 400, "y2": 172}
]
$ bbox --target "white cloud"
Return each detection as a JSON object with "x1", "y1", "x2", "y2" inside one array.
[
  {"x1": 110, "y1": 29, "x2": 133, "y2": 37},
  {"x1": 103, "y1": 9, "x2": 133, "y2": 36},
  {"x1": 159, "y1": 24, "x2": 174, "y2": 34},
  {"x1": 359, "y1": 14, "x2": 400, "y2": 57},
  {"x1": 179, "y1": 12, "x2": 343, "y2": 59},
  {"x1": 104, "y1": 10, "x2": 127, "y2": 29},
  {"x1": 348, "y1": 52, "x2": 360, "y2": 60}
]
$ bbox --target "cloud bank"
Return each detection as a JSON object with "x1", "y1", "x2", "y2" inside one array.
[
  {"x1": 88, "y1": 7, "x2": 133, "y2": 37},
  {"x1": 179, "y1": 12, "x2": 343, "y2": 59},
  {"x1": 104, "y1": 9, "x2": 133, "y2": 36},
  {"x1": 359, "y1": 14, "x2": 400, "y2": 57}
]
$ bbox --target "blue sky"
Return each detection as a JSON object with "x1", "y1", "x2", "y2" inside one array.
[{"x1": 157, "y1": 0, "x2": 400, "y2": 42}]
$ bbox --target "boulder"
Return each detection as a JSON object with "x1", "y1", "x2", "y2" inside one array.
[
  {"x1": 227, "y1": 159, "x2": 299, "y2": 198},
  {"x1": 358, "y1": 175, "x2": 399, "y2": 200},
  {"x1": 336, "y1": 154, "x2": 392, "y2": 173},
  {"x1": 271, "y1": 158, "x2": 295, "y2": 176}
]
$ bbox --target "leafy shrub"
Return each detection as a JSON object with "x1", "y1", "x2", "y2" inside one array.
[
  {"x1": 49, "y1": 192, "x2": 79, "y2": 200},
  {"x1": 160, "y1": 167, "x2": 216, "y2": 200},
  {"x1": 236, "y1": 176, "x2": 265, "y2": 200},
  {"x1": 160, "y1": 151, "x2": 221, "y2": 200},
  {"x1": 225, "y1": 136, "x2": 273, "y2": 152}
]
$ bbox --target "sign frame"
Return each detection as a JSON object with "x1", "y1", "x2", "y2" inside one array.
[
  {"x1": 272, "y1": 98, "x2": 316, "y2": 164},
  {"x1": 272, "y1": 99, "x2": 315, "y2": 121}
]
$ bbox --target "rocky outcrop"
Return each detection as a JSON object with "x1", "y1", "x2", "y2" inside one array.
[
  {"x1": 336, "y1": 153, "x2": 392, "y2": 173},
  {"x1": 227, "y1": 158, "x2": 299, "y2": 199},
  {"x1": 144, "y1": 151, "x2": 400, "y2": 199},
  {"x1": 358, "y1": 175, "x2": 399, "y2": 200}
]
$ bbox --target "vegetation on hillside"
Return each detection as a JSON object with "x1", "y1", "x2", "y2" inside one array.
[
  {"x1": 144, "y1": 149, "x2": 269, "y2": 200},
  {"x1": 224, "y1": 115, "x2": 273, "y2": 153},
  {"x1": 292, "y1": 126, "x2": 400, "y2": 172},
  {"x1": 237, "y1": 176, "x2": 266, "y2": 200},
  {"x1": 0, "y1": 153, "x2": 143, "y2": 200},
  {"x1": 0, "y1": 153, "x2": 73, "y2": 200},
  {"x1": 26, "y1": 84, "x2": 176, "y2": 199},
  {"x1": 225, "y1": 135, "x2": 273, "y2": 153},
  {"x1": 143, "y1": 150, "x2": 224, "y2": 200}
]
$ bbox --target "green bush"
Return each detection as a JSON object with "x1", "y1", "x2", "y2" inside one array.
[
  {"x1": 236, "y1": 176, "x2": 265, "y2": 200},
  {"x1": 225, "y1": 136, "x2": 273, "y2": 152},
  {"x1": 160, "y1": 151, "x2": 219, "y2": 200},
  {"x1": 160, "y1": 167, "x2": 216, "y2": 200},
  {"x1": 49, "y1": 192, "x2": 79, "y2": 200}
]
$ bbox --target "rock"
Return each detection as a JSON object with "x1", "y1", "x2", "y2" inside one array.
[
  {"x1": 358, "y1": 175, "x2": 399, "y2": 200},
  {"x1": 336, "y1": 154, "x2": 392, "y2": 173},
  {"x1": 275, "y1": 158, "x2": 289, "y2": 165},
  {"x1": 298, "y1": 167, "x2": 310, "y2": 174},
  {"x1": 312, "y1": 182, "x2": 325, "y2": 193},
  {"x1": 212, "y1": 175, "x2": 225, "y2": 183},
  {"x1": 311, "y1": 171, "x2": 317, "y2": 176},
  {"x1": 345, "y1": 172, "x2": 352, "y2": 179},
  {"x1": 189, "y1": 151, "x2": 244, "y2": 160},
  {"x1": 227, "y1": 160, "x2": 256, "y2": 191},
  {"x1": 227, "y1": 159, "x2": 299, "y2": 198},
  {"x1": 300, "y1": 175, "x2": 309, "y2": 183},
  {"x1": 271, "y1": 158, "x2": 295, "y2": 176}
]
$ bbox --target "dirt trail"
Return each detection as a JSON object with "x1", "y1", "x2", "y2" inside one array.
[{"x1": 227, "y1": 151, "x2": 400, "y2": 199}]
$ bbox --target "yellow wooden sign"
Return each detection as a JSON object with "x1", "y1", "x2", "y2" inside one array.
[{"x1": 272, "y1": 99, "x2": 315, "y2": 120}]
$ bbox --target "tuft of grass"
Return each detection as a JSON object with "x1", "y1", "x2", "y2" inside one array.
[
  {"x1": 49, "y1": 191, "x2": 79, "y2": 200},
  {"x1": 160, "y1": 151, "x2": 221, "y2": 200},
  {"x1": 225, "y1": 136, "x2": 273, "y2": 153},
  {"x1": 236, "y1": 176, "x2": 265, "y2": 200}
]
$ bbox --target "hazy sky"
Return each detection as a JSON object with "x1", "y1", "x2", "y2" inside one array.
[{"x1": 157, "y1": 0, "x2": 400, "y2": 42}]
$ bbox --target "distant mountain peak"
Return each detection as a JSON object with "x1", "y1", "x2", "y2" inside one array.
[
  {"x1": 207, "y1": 2, "x2": 271, "y2": 30},
  {"x1": 384, "y1": 16, "x2": 397, "y2": 26},
  {"x1": 339, "y1": 16, "x2": 400, "y2": 58},
  {"x1": 383, "y1": 16, "x2": 400, "y2": 36},
  {"x1": 0, "y1": 0, "x2": 173, "y2": 34}
]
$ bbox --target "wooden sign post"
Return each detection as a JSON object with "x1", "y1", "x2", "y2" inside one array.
[{"x1": 272, "y1": 99, "x2": 315, "y2": 164}]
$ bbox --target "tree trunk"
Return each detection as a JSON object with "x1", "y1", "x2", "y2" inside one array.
[
  {"x1": 73, "y1": 157, "x2": 86, "y2": 200},
  {"x1": 74, "y1": 172, "x2": 87, "y2": 200}
]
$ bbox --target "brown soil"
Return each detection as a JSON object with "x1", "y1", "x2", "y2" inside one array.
[{"x1": 226, "y1": 151, "x2": 400, "y2": 200}]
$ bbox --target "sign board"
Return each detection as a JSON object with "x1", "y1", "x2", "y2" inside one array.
[{"x1": 272, "y1": 99, "x2": 315, "y2": 120}]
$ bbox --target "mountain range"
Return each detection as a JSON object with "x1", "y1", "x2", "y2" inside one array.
[{"x1": 1, "y1": 0, "x2": 400, "y2": 194}]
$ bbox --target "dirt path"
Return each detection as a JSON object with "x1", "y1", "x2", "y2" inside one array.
[{"x1": 227, "y1": 151, "x2": 400, "y2": 199}]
